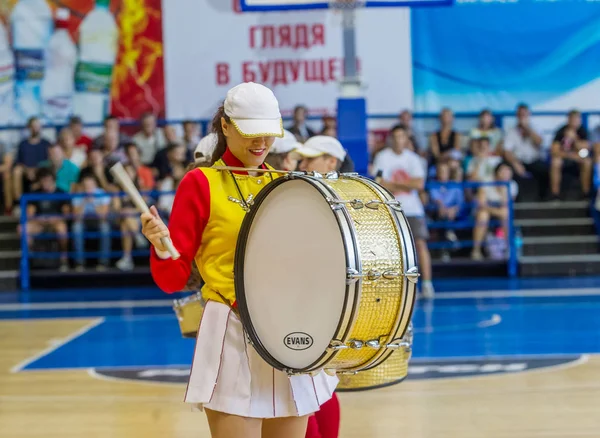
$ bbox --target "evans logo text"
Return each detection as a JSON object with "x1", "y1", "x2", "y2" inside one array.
[{"x1": 284, "y1": 332, "x2": 313, "y2": 350}]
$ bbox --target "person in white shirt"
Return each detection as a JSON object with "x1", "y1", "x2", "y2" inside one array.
[
  {"x1": 502, "y1": 104, "x2": 548, "y2": 200},
  {"x1": 265, "y1": 129, "x2": 303, "y2": 171},
  {"x1": 132, "y1": 112, "x2": 166, "y2": 165},
  {"x1": 371, "y1": 125, "x2": 434, "y2": 299}
]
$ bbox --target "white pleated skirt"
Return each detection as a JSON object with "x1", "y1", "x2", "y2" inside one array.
[{"x1": 184, "y1": 300, "x2": 339, "y2": 418}]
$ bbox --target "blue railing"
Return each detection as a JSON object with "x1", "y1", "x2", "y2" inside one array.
[
  {"x1": 0, "y1": 110, "x2": 598, "y2": 135},
  {"x1": 18, "y1": 180, "x2": 516, "y2": 289}
]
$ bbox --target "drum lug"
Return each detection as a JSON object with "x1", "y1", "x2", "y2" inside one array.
[
  {"x1": 324, "y1": 368, "x2": 337, "y2": 377},
  {"x1": 325, "y1": 171, "x2": 340, "y2": 179},
  {"x1": 382, "y1": 270, "x2": 400, "y2": 280},
  {"x1": 365, "y1": 339, "x2": 381, "y2": 349},
  {"x1": 348, "y1": 339, "x2": 364, "y2": 349},
  {"x1": 310, "y1": 171, "x2": 324, "y2": 179},
  {"x1": 404, "y1": 267, "x2": 420, "y2": 284},
  {"x1": 365, "y1": 200, "x2": 381, "y2": 210},
  {"x1": 329, "y1": 340, "x2": 349, "y2": 350},
  {"x1": 349, "y1": 199, "x2": 364, "y2": 209},
  {"x1": 386, "y1": 340, "x2": 411, "y2": 350}
]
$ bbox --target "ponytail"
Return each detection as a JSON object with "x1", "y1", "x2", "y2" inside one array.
[{"x1": 207, "y1": 105, "x2": 230, "y2": 166}]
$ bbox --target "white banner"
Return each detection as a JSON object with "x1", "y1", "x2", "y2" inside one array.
[{"x1": 162, "y1": 0, "x2": 412, "y2": 120}]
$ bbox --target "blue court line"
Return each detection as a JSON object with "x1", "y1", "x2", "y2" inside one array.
[{"x1": 12, "y1": 294, "x2": 600, "y2": 372}]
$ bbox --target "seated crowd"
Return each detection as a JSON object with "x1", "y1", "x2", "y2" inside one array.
[{"x1": 1, "y1": 103, "x2": 599, "y2": 272}]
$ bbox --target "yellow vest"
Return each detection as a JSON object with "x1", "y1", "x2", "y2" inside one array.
[{"x1": 196, "y1": 159, "x2": 278, "y2": 306}]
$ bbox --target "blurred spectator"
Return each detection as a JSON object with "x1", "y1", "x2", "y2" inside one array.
[
  {"x1": 80, "y1": 149, "x2": 112, "y2": 192},
  {"x1": 320, "y1": 116, "x2": 337, "y2": 137},
  {"x1": 58, "y1": 127, "x2": 87, "y2": 168},
  {"x1": 466, "y1": 138, "x2": 503, "y2": 183},
  {"x1": 503, "y1": 104, "x2": 548, "y2": 200},
  {"x1": 39, "y1": 144, "x2": 80, "y2": 193},
  {"x1": 68, "y1": 116, "x2": 93, "y2": 152},
  {"x1": 1, "y1": 140, "x2": 15, "y2": 213},
  {"x1": 115, "y1": 164, "x2": 147, "y2": 271},
  {"x1": 471, "y1": 162, "x2": 515, "y2": 260},
  {"x1": 393, "y1": 109, "x2": 421, "y2": 151},
  {"x1": 265, "y1": 129, "x2": 302, "y2": 171},
  {"x1": 470, "y1": 109, "x2": 502, "y2": 154},
  {"x1": 182, "y1": 120, "x2": 201, "y2": 151},
  {"x1": 297, "y1": 135, "x2": 347, "y2": 173},
  {"x1": 429, "y1": 108, "x2": 462, "y2": 167},
  {"x1": 18, "y1": 168, "x2": 69, "y2": 271},
  {"x1": 132, "y1": 112, "x2": 166, "y2": 165},
  {"x1": 429, "y1": 162, "x2": 464, "y2": 246},
  {"x1": 102, "y1": 129, "x2": 127, "y2": 167},
  {"x1": 163, "y1": 125, "x2": 180, "y2": 144},
  {"x1": 287, "y1": 105, "x2": 316, "y2": 142},
  {"x1": 156, "y1": 143, "x2": 187, "y2": 215},
  {"x1": 372, "y1": 125, "x2": 434, "y2": 299},
  {"x1": 550, "y1": 110, "x2": 591, "y2": 199},
  {"x1": 124, "y1": 142, "x2": 155, "y2": 191},
  {"x1": 194, "y1": 133, "x2": 218, "y2": 164},
  {"x1": 12, "y1": 117, "x2": 52, "y2": 211},
  {"x1": 72, "y1": 173, "x2": 111, "y2": 271},
  {"x1": 92, "y1": 115, "x2": 131, "y2": 151}
]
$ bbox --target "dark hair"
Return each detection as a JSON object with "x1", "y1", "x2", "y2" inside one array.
[
  {"x1": 27, "y1": 116, "x2": 39, "y2": 128},
  {"x1": 568, "y1": 109, "x2": 581, "y2": 118},
  {"x1": 79, "y1": 169, "x2": 99, "y2": 185},
  {"x1": 69, "y1": 116, "x2": 83, "y2": 125},
  {"x1": 494, "y1": 161, "x2": 511, "y2": 176},
  {"x1": 208, "y1": 105, "x2": 230, "y2": 166},
  {"x1": 140, "y1": 111, "x2": 155, "y2": 122},
  {"x1": 390, "y1": 124, "x2": 407, "y2": 135},
  {"x1": 36, "y1": 167, "x2": 54, "y2": 181},
  {"x1": 479, "y1": 109, "x2": 495, "y2": 129},
  {"x1": 124, "y1": 142, "x2": 139, "y2": 154},
  {"x1": 264, "y1": 153, "x2": 286, "y2": 170},
  {"x1": 104, "y1": 115, "x2": 118, "y2": 126},
  {"x1": 517, "y1": 103, "x2": 529, "y2": 112}
]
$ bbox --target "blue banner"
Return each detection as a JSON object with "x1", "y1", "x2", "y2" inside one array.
[{"x1": 411, "y1": 0, "x2": 600, "y2": 112}]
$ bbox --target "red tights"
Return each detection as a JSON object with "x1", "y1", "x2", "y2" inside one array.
[{"x1": 305, "y1": 393, "x2": 340, "y2": 438}]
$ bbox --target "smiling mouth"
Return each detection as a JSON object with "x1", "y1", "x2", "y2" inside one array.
[{"x1": 249, "y1": 148, "x2": 266, "y2": 156}]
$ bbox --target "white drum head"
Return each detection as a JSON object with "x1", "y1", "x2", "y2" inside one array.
[{"x1": 238, "y1": 179, "x2": 348, "y2": 370}]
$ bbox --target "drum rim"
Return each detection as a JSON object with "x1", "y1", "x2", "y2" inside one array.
[
  {"x1": 335, "y1": 375, "x2": 408, "y2": 392},
  {"x1": 343, "y1": 175, "x2": 418, "y2": 371},
  {"x1": 234, "y1": 175, "x2": 360, "y2": 373}
]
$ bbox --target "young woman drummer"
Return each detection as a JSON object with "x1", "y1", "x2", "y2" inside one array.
[{"x1": 141, "y1": 82, "x2": 338, "y2": 438}]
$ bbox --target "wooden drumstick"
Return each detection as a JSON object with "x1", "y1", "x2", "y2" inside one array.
[
  {"x1": 212, "y1": 166, "x2": 290, "y2": 174},
  {"x1": 109, "y1": 162, "x2": 180, "y2": 260}
]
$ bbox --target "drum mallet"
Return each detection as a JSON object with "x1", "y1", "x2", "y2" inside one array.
[{"x1": 110, "y1": 162, "x2": 180, "y2": 260}]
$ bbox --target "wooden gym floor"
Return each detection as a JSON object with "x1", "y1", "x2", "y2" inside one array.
[{"x1": 1, "y1": 278, "x2": 600, "y2": 437}]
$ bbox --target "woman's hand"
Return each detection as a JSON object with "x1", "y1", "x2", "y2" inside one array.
[{"x1": 141, "y1": 206, "x2": 170, "y2": 251}]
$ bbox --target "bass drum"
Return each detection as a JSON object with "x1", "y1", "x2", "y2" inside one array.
[{"x1": 235, "y1": 172, "x2": 418, "y2": 375}]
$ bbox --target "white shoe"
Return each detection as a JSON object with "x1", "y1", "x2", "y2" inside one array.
[
  {"x1": 116, "y1": 256, "x2": 134, "y2": 271},
  {"x1": 422, "y1": 282, "x2": 435, "y2": 300}
]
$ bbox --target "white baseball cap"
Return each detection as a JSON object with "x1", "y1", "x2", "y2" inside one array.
[
  {"x1": 297, "y1": 135, "x2": 347, "y2": 162},
  {"x1": 269, "y1": 129, "x2": 302, "y2": 155},
  {"x1": 194, "y1": 133, "x2": 218, "y2": 160},
  {"x1": 224, "y1": 82, "x2": 284, "y2": 138}
]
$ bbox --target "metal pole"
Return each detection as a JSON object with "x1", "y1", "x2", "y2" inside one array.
[
  {"x1": 20, "y1": 195, "x2": 30, "y2": 291},
  {"x1": 507, "y1": 181, "x2": 517, "y2": 278},
  {"x1": 340, "y1": 4, "x2": 361, "y2": 98}
]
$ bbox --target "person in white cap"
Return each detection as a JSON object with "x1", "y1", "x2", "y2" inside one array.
[
  {"x1": 193, "y1": 132, "x2": 218, "y2": 164},
  {"x1": 297, "y1": 135, "x2": 347, "y2": 173},
  {"x1": 140, "y1": 82, "x2": 338, "y2": 438},
  {"x1": 264, "y1": 129, "x2": 303, "y2": 170}
]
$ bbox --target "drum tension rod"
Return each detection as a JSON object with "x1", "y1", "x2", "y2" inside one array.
[{"x1": 346, "y1": 268, "x2": 401, "y2": 283}]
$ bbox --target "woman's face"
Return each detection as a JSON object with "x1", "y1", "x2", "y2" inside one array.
[
  {"x1": 480, "y1": 112, "x2": 493, "y2": 128},
  {"x1": 222, "y1": 118, "x2": 275, "y2": 168},
  {"x1": 441, "y1": 109, "x2": 453, "y2": 126},
  {"x1": 497, "y1": 165, "x2": 513, "y2": 181}
]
